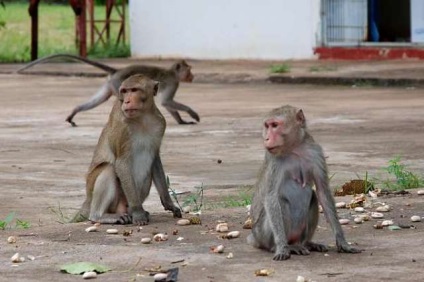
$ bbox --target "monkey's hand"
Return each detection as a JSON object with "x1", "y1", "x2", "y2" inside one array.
[
  {"x1": 287, "y1": 245, "x2": 311, "y2": 256},
  {"x1": 171, "y1": 207, "x2": 182, "y2": 218},
  {"x1": 130, "y1": 208, "x2": 150, "y2": 225},
  {"x1": 179, "y1": 120, "x2": 197, "y2": 125},
  {"x1": 273, "y1": 246, "x2": 291, "y2": 261},
  {"x1": 336, "y1": 241, "x2": 363, "y2": 253}
]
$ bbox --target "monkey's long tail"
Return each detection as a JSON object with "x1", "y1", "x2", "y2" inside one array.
[{"x1": 16, "y1": 54, "x2": 117, "y2": 75}]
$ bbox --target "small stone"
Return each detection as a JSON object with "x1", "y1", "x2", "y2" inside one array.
[
  {"x1": 354, "y1": 207, "x2": 365, "y2": 213},
  {"x1": 371, "y1": 212, "x2": 384, "y2": 219},
  {"x1": 85, "y1": 226, "x2": 98, "y2": 233},
  {"x1": 417, "y1": 190, "x2": 424, "y2": 195},
  {"x1": 210, "y1": 244, "x2": 225, "y2": 253},
  {"x1": 82, "y1": 271, "x2": 97, "y2": 279},
  {"x1": 296, "y1": 276, "x2": 306, "y2": 282},
  {"x1": 141, "y1": 237, "x2": 152, "y2": 244},
  {"x1": 411, "y1": 215, "x2": 422, "y2": 222},
  {"x1": 153, "y1": 233, "x2": 168, "y2": 241},
  {"x1": 216, "y1": 223, "x2": 229, "y2": 233},
  {"x1": 177, "y1": 237, "x2": 184, "y2": 241},
  {"x1": 376, "y1": 205, "x2": 390, "y2": 212},
  {"x1": 354, "y1": 217, "x2": 363, "y2": 224},
  {"x1": 381, "y1": 220, "x2": 394, "y2": 226},
  {"x1": 359, "y1": 214, "x2": 370, "y2": 221},
  {"x1": 339, "y1": 219, "x2": 350, "y2": 225},
  {"x1": 27, "y1": 255, "x2": 35, "y2": 261},
  {"x1": 224, "y1": 231, "x2": 240, "y2": 239},
  {"x1": 226, "y1": 252, "x2": 234, "y2": 259},
  {"x1": 11, "y1": 253, "x2": 22, "y2": 263},
  {"x1": 176, "y1": 219, "x2": 191, "y2": 226},
  {"x1": 335, "y1": 202, "x2": 346, "y2": 208},
  {"x1": 153, "y1": 273, "x2": 168, "y2": 281},
  {"x1": 7, "y1": 236, "x2": 17, "y2": 244},
  {"x1": 106, "y1": 229, "x2": 119, "y2": 234}
]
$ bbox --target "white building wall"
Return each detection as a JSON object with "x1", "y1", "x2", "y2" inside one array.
[{"x1": 129, "y1": 0, "x2": 320, "y2": 60}]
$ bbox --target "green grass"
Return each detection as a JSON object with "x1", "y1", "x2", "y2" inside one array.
[
  {"x1": 382, "y1": 157, "x2": 423, "y2": 190},
  {"x1": 269, "y1": 63, "x2": 291, "y2": 74},
  {"x1": 0, "y1": 212, "x2": 31, "y2": 230},
  {"x1": 309, "y1": 65, "x2": 338, "y2": 72},
  {"x1": 0, "y1": 2, "x2": 129, "y2": 62}
]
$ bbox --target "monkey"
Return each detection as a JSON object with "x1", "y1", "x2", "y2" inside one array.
[
  {"x1": 71, "y1": 74, "x2": 182, "y2": 224},
  {"x1": 247, "y1": 105, "x2": 362, "y2": 260},
  {"x1": 16, "y1": 54, "x2": 199, "y2": 126}
]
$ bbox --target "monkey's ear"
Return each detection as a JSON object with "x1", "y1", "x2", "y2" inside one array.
[
  {"x1": 296, "y1": 109, "x2": 306, "y2": 126},
  {"x1": 153, "y1": 81, "x2": 160, "y2": 96},
  {"x1": 175, "y1": 63, "x2": 181, "y2": 71}
]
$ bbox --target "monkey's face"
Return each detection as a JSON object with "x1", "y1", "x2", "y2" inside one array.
[
  {"x1": 118, "y1": 75, "x2": 159, "y2": 119},
  {"x1": 176, "y1": 60, "x2": 194, "y2": 83},
  {"x1": 263, "y1": 118, "x2": 287, "y2": 156}
]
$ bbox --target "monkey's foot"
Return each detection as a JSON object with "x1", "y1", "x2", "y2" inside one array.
[
  {"x1": 337, "y1": 242, "x2": 363, "y2": 253},
  {"x1": 132, "y1": 210, "x2": 150, "y2": 225},
  {"x1": 171, "y1": 207, "x2": 182, "y2": 218},
  {"x1": 273, "y1": 246, "x2": 291, "y2": 261},
  {"x1": 288, "y1": 245, "x2": 311, "y2": 255},
  {"x1": 66, "y1": 117, "x2": 77, "y2": 127},
  {"x1": 179, "y1": 120, "x2": 196, "y2": 125},
  {"x1": 306, "y1": 242, "x2": 328, "y2": 252}
]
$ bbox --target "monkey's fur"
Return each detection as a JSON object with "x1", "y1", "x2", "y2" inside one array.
[
  {"x1": 72, "y1": 74, "x2": 181, "y2": 224},
  {"x1": 247, "y1": 105, "x2": 362, "y2": 260}
]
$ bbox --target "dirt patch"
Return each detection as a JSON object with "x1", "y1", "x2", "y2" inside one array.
[{"x1": 1, "y1": 72, "x2": 424, "y2": 281}]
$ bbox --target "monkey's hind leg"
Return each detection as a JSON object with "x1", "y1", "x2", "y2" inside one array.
[
  {"x1": 89, "y1": 165, "x2": 132, "y2": 224},
  {"x1": 304, "y1": 192, "x2": 328, "y2": 253}
]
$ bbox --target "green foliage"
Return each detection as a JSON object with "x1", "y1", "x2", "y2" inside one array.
[
  {"x1": 0, "y1": 212, "x2": 30, "y2": 230},
  {"x1": 221, "y1": 191, "x2": 253, "y2": 208},
  {"x1": 309, "y1": 65, "x2": 338, "y2": 72},
  {"x1": 0, "y1": 2, "x2": 129, "y2": 62},
  {"x1": 383, "y1": 157, "x2": 423, "y2": 190},
  {"x1": 182, "y1": 184, "x2": 204, "y2": 212},
  {"x1": 269, "y1": 63, "x2": 291, "y2": 74}
]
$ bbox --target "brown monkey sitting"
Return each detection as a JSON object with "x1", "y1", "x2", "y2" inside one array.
[
  {"x1": 247, "y1": 105, "x2": 362, "y2": 260},
  {"x1": 72, "y1": 74, "x2": 182, "y2": 224}
]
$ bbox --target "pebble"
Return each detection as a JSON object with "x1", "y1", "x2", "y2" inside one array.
[
  {"x1": 11, "y1": 253, "x2": 24, "y2": 263},
  {"x1": 226, "y1": 252, "x2": 234, "y2": 259},
  {"x1": 371, "y1": 212, "x2": 384, "y2": 219},
  {"x1": 376, "y1": 205, "x2": 390, "y2": 212},
  {"x1": 226, "y1": 231, "x2": 240, "y2": 239},
  {"x1": 296, "y1": 276, "x2": 306, "y2": 282},
  {"x1": 381, "y1": 220, "x2": 394, "y2": 226},
  {"x1": 335, "y1": 202, "x2": 346, "y2": 208},
  {"x1": 211, "y1": 244, "x2": 225, "y2": 253},
  {"x1": 417, "y1": 190, "x2": 424, "y2": 195},
  {"x1": 354, "y1": 207, "x2": 365, "y2": 213},
  {"x1": 339, "y1": 219, "x2": 350, "y2": 225},
  {"x1": 106, "y1": 229, "x2": 119, "y2": 234},
  {"x1": 411, "y1": 215, "x2": 422, "y2": 222},
  {"x1": 176, "y1": 219, "x2": 191, "y2": 226},
  {"x1": 141, "y1": 237, "x2": 152, "y2": 244},
  {"x1": 7, "y1": 236, "x2": 17, "y2": 244},
  {"x1": 85, "y1": 226, "x2": 98, "y2": 233},
  {"x1": 354, "y1": 217, "x2": 363, "y2": 224},
  {"x1": 153, "y1": 273, "x2": 168, "y2": 281},
  {"x1": 216, "y1": 223, "x2": 229, "y2": 233},
  {"x1": 182, "y1": 206, "x2": 191, "y2": 213},
  {"x1": 82, "y1": 271, "x2": 97, "y2": 279},
  {"x1": 153, "y1": 233, "x2": 168, "y2": 241}
]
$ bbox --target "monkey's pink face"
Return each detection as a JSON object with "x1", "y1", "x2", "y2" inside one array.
[
  {"x1": 120, "y1": 87, "x2": 152, "y2": 119},
  {"x1": 263, "y1": 118, "x2": 285, "y2": 155}
]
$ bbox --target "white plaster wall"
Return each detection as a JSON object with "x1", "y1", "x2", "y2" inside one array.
[{"x1": 129, "y1": 0, "x2": 320, "y2": 60}]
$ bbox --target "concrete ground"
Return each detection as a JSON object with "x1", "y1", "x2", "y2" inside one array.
[{"x1": 0, "y1": 59, "x2": 424, "y2": 281}]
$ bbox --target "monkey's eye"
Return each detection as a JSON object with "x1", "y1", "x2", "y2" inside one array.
[
  {"x1": 271, "y1": 122, "x2": 279, "y2": 128},
  {"x1": 120, "y1": 89, "x2": 127, "y2": 94},
  {"x1": 131, "y1": 88, "x2": 138, "y2": 92}
]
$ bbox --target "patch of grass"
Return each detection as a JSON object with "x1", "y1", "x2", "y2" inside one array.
[
  {"x1": 382, "y1": 156, "x2": 423, "y2": 190},
  {"x1": 0, "y1": 212, "x2": 31, "y2": 230},
  {"x1": 168, "y1": 176, "x2": 204, "y2": 213},
  {"x1": 49, "y1": 203, "x2": 71, "y2": 224},
  {"x1": 221, "y1": 191, "x2": 253, "y2": 208},
  {"x1": 269, "y1": 63, "x2": 291, "y2": 74},
  {"x1": 0, "y1": 2, "x2": 129, "y2": 62},
  {"x1": 309, "y1": 65, "x2": 338, "y2": 72}
]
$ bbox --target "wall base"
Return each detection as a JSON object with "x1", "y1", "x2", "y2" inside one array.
[{"x1": 314, "y1": 47, "x2": 424, "y2": 60}]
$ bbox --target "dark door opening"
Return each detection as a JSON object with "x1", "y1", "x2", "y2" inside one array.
[{"x1": 368, "y1": 0, "x2": 411, "y2": 42}]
